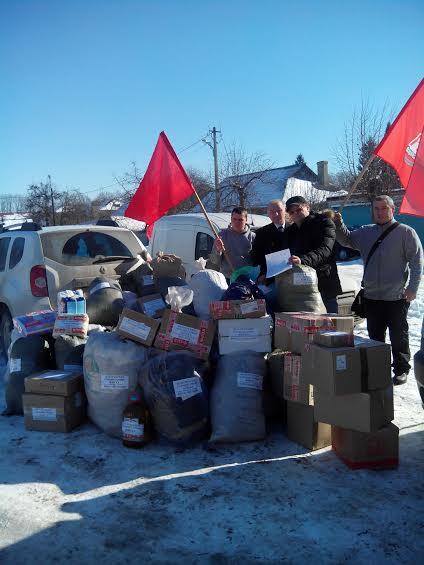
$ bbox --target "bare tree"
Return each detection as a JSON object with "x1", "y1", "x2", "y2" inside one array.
[
  {"x1": 169, "y1": 167, "x2": 214, "y2": 214},
  {"x1": 58, "y1": 190, "x2": 92, "y2": 225},
  {"x1": 25, "y1": 180, "x2": 63, "y2": 226},
  {"x1": 0, "y1": 195, "x2": 26, "y2": 214},
  {"x1": 113, "y1": 161, "x2": 142, "y2": 200}
]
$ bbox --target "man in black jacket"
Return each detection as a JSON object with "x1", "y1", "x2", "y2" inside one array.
[{"x1": 285, "y1": 196, "x2": 342, "y2": 312}]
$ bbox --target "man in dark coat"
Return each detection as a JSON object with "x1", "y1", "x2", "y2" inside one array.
[
  {"x1": 250, "y1": 199, "x2": 289, "y2": 282},
  {"x1": 285, "y1": 196, "x2": 342, "y2": 312}
]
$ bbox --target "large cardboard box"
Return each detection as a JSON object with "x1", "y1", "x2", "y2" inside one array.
[
  {"x1": 23, "y1": 391, "x2": 86, "y2": 432},
  {"x1": 117, "y1": 308, "x2": 160, "y2": 346},
  {"x1": 290, "y1": 314, "x2": 354, "y2": 354},
  {"x1": 286, "y1": 401, "x2": 331, "y2": 450},
  {"x1": 354, "y1": 336, "x2": 392, "y2": 390},
  {"x1": 218, "y1": 315, "x2": 272, "y2": 354},
  {"x1": 332, "y1": 423, "x2": 399, "y2": 469},
  {"x1": 154, "y1": 310, "x2": 215, "y2": 360},
  {"x1": 314, "y1": 386, "x2": 394, "y2": 433},
  {"x1": 210, "y1": 299, "x2": 267, "y2": 320},
  {"x1": 303, "y1": 344, "x2": 362, "y2": 395},
  {"x1": 274, "y1": 312, "x2": 306, "y2": 350},
  {"x1": 135, "y1": 293, "x2": 166, "y2": 319},
  {"x1": 25, "y1": 371, "x2": 84, "y2": 396},
  {"x1": 283, "y1": 353, "x2": 314, "y2": 405}
]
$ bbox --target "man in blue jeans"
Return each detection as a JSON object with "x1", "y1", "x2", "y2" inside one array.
[{"x1": 334, "y1": 195, "x2": 423, "y2": 385}]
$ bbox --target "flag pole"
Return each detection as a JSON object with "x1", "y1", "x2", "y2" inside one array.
[
  {"x1": 190, "y1": 185, "x2": 235, "y2": 272},
  {"x1": 339, "y1": 154, "x2": 377, "y2": 212}
]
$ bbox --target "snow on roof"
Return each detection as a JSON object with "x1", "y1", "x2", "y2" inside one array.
[{"x1": 110, "y1": 215, "x2": 146, "y2": 231}]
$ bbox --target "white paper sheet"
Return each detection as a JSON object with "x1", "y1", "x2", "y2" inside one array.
[{"x1": 265, "y1": 249, "x2": 292, "y2": 278}]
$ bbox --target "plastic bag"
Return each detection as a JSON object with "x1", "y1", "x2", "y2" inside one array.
[
  {"x1": 190, "y1": 270, "x2": 228, "y2": 320},
  {"x1": 165, "y1": 286, "x2": 194, "y2": 313}
]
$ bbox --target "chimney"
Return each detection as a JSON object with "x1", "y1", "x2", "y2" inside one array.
[{"x1": 317, "y1": 161, "x2": 329, "y2": 187}]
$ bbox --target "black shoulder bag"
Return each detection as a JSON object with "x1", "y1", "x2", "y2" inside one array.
[{"x1": 351, "y1": 222, "x2": 399, "y2": 318}]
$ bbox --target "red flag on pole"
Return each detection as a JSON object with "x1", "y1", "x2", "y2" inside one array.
[
  {"x1": 125, "y1": 132, "x2": 195, "y2": 237},
  {"x1": 374, "y1": 78, "x2": 424, "y2": 216},
  {"x1": 399, "y1": 127, "x2": 424, "y2": 215}
]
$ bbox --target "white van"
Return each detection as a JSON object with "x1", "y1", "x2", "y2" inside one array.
[{"x1": 148, "y1": 213, "x2": 270, "y2": 279}]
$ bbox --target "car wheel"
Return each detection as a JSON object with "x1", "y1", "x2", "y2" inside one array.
[{"x1": 0, "y1": 309, "x2": 13, "y2": 360}]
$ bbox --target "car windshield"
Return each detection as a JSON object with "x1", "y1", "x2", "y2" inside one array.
[{"x1": 40, "y1": 229, "x2": 135, "y2": 266}]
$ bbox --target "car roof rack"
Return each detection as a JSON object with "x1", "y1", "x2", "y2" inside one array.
[{"x1": 0, "y1": 221, "x2": 42, "y2": 233}]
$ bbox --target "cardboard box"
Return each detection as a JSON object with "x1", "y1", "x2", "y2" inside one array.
[
  {"x1": 283, "y1": 353, "x2": 314, "y2": 405},
  {"x1": 314, "y1": 386, "x2": 394, "y2": 433},
  {"x1": 274, "y1": 312, "x2": 306, "y2": 350},
  {"x1": 25, "y1": 371, "x2": 84, "y2": 396},
  {"x1": 286, "y1": 401, "x2": 331, "y2": 450},
  {"x1": 135, "y1": 293, "x2": 166, "y2": 318},
  {"x1": 332, "y1": 423, "x2": 399, "y2": 469},
  {"x1": 313, "y1": 330, "x2": 354, "y2": 348},
  {"x1": 210, "y1": 299, "x2": 267, "y2": 320},
  {"x1": 354, "y1": 336, "x2": 392, "y2": 390},
  {"x1": 290, "y1": 314, "x2": 355, "y2": 354},
  {"x1": 267, "y1": 349, "x2": 289, "y2": 400},
  {"x1": 303, "y1": 344, "x2": 362, "y2": 395},
  {"x1": 23, "y1": 391, "x2": 86, "y2": 432},
  {"x1": 218, "y1": 315, "x2": 272, "y2": 355},
  {"x1": 117, "y1": 308, "x2": 160, "y2": 346},
  {"x1": 154, "y1": 310, "x2": 215, "y2": 360}
]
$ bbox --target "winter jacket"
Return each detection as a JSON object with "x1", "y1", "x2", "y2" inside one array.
[
  {"x1": 286, "y1": 213, "x2": 342, "y2": 300},
  {"x1": 336, "y1": 219, "x2": 423, "y2": 301},
  {"x1": 208, "y1": 225, "x2": 255, "y2": 279}
]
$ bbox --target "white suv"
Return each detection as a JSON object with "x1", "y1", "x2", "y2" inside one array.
[{"x1": 0, "y1": 222, "x2": 148, "y2": 354}]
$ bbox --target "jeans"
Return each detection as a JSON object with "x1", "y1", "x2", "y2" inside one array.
[{"x1": 364, "y1": 298, "x2": 411, "y2": 376}]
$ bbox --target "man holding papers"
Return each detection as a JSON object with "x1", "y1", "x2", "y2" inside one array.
[{"x1": 285, "y1": 196, "x2": 341, "y2": 313}]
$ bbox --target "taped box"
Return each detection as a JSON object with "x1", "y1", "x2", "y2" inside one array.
[
  {"x1": 23, "y1": 391, "x2": 86, "y2": 432},
  {"x1": 314, "y1": 385, "x2": 394, "y2": 433},
  {"x1": 135, "y1": 293, "x2": 167, "y2": 319},
  {"x1": 332, "y1": 423, "x2": 399, "y2": 469},
  {"x1": 313, "y1": 330, "x2": 354, "y2": 349},
  {"x1": 218, "y1": 315, "x2": 272, "y2": 355},
  {"x1": 274, "y1": 311, "x2": 306, "y2": 350},
  {"x1": 283, "y1": 353, "x2": 314, "y2": 405},
  {"x1": 286, "y1": 401, "x2": 331, "y2": 451},
  {"x1": 290, "y1": 314, "x2": 354, "y2": 354},
  {"x1": 354, "y1": 336, "x2": 392, "y2": 390},
  {"x1": 25, "y1": 370, "x2": 84, "y2": 396},
  {"x1": 117, "y1": 308, "x2": 160, "y2": 346},
  {"x1": 210, "y1": 299, "x2": 267, "y2": 320},
  {"x1": 302, "y1": 344, "x2": 362, "y2": 395},
  {"x1": 154, "y1": 310, "x2": 215, "y2": 360}
]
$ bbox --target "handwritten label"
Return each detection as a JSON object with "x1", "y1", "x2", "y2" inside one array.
[
  {"x1": 142, "y1": 275, "x2": 154, "y2": 286},
  {"x1": 229, "y1": 328, "x2": 259, "y2": 340},
  {"x1": 143, "y1": 298, "x2": 165, "y2": 317},
  {"x1": 293, "y1": 271, "x2": 316, "y2": 286},
  {"x1": 237, "y1": 372, "x2": 263, "y2": 390},
  {"x1": 120, "y1": 317, "x2": 151, "y2": 341},
  {"x1": 122, "y1": 418, "x2": 144, "y2": 438},
  {"x1": 336, "y1": 354, "x2": 347, "y2": 371},
  {"x1": 101, "y1": 375, "x2": 129, "y2": 390},
  {"x1": 32, "y1": 407, "x2": 57, "y2": 421},
  {"x1": 9, "y1": 358, "x2": 21, "y2": 373},
  {"x1": 240, "y1": 301, "x2": 259, "y2": 315},
  {"x1": 89, "y1": 281, "x2": 111, "y2": 295},
  {"x1": 171, "y1": 323, "x2": 200, "y2": 344},
  {"x1": 173, "y1": 376, "x2": 202, "y2": 400}
]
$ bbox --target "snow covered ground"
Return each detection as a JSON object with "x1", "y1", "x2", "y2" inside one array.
[{"x1": 0, "y1": 261, "x2": 423, "y2": 564}]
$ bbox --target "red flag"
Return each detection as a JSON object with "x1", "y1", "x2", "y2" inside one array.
[
  {"x1": 399, "y1": 127, "x2": 424, "y2": 215},
  {"x1": 125, "y1": 132, "x2": 195, "y2": 237},
  {"x1": 374, "y1": 79, "x2": 424, "y2": 205}
]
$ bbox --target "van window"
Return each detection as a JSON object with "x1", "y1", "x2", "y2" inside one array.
[
  {"x1": 195, "y1": 232, "x2": 214, "y2": 260},
  {"x1": 9, "y1": 237, "x2": 25, "y2": 269},
  {"x1": 0, "y1": 237, "x2": 11, "y2": 271}
]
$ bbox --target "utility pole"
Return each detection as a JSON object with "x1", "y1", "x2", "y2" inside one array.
[
  {"x1": 203, "y1": 127, "x2": 221, "y2": 212},
  {"x1": 48, "y1": 175, "x2": 56, "y2": 226}
]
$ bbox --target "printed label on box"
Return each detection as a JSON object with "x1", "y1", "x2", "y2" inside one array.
[
  {"x1": 9, "y1": 358, "x2": 21, "y2": 373},
  {"x1": 142, "y1": 275, "x2": 154, "y2": 286},
  {"x1": 293, "y1": 271, "x2": 316, "y2": 286},
  {"x1": 120, "y1": 317, "x2": 151, "y2": 340},
  {"x1": 237, "y1": 372, "x2": 263, "y2": 390},
  {"x1": 89, "y1": 281, "x2": 111, "y2": 295},
  {"x1": 122, "y1": 418, "x2": 144, "y2": 438},
  {"x1": 171, "y1": 323, "x2": 200, "y2": 344},
  {"x1": 336, "y1": 354, "x2": 347, "y2": 371},
  {"x1": 239, "y1": 301, "x2": 259, "y2": 315},
  {"x1": 229, "y1": 328, "x2": 259, "y2": 340},
  {"x1": 173, "y1": 376, "x2": 202, "y2": 400},
  {"x1": 101, "y1": 375, "x2": 129, "y2": 390},
  {"x1": 32, "y1": 407, "x2": 57, "y2": 421},
  {"x1": 143, "y1": 298, "x2": 165, "y2": 317}
]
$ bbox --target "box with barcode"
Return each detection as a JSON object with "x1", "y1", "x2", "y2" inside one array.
[
  {"x1": 135, "y1": 293, "x2": 166, "y2": 319},
  {"x1": 117, "y1": 308, "x2": 160, "y2": 346},
  {"x1": 22, "y1": 391, "x2": 86, "y2": 432},
  {"x1": 154, "y1": 310, "x2": 215, "y2": 360},
  {"x1": 218, "y1": 315, "x2": 272, "y2": 355},
  {"x1": 210, "y1": 299, "x2": 267, "y2": 320}
]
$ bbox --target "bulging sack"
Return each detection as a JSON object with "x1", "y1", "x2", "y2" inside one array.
[
  {"x1": 275, "y1": 265, "x2": 325, "y2": 313},
  {"x1": 139, "y1": 351, "x2": 209, "y2": 445},
  {"x1": 189, "y1": 270, "x2": 228, "y2": 320},
  {"x1": 210, "y1": 351, "x2": 266, "y2": 443},
  {"x1": 55, "y1": 334, "x2": 87, "y2": 371},
  {"x1": 83, "y1": 331, "x2": 149, "y2": 437},
  {"x1": 86, "y1": 277, "x2": 124, "y2": 326}
]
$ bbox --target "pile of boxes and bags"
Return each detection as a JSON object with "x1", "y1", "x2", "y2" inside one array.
[{"x1": 3, "y1": 255, "x2": 399, "y2": 470}]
